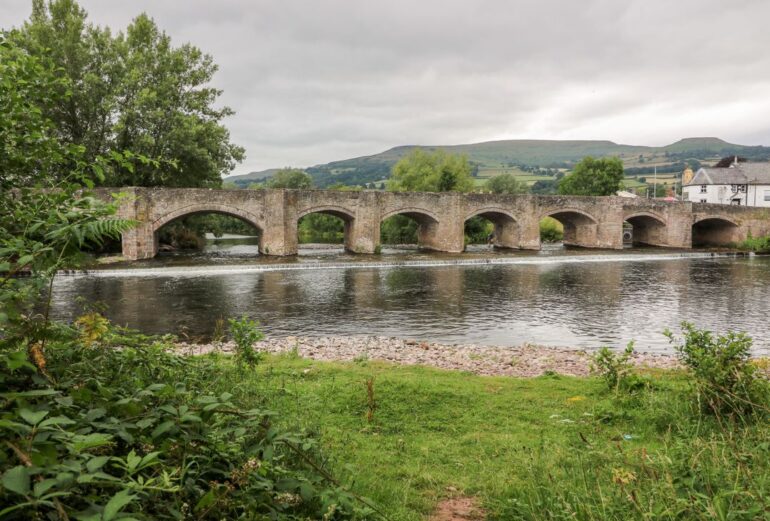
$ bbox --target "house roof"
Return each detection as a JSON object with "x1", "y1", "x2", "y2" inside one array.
[{"x1": 686, "y1": 163, "x2": 770, "y2": 186}]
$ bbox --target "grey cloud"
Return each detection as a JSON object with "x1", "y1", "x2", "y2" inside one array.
[{"x1": 4, "y1": 0, "x2": 770, "y2": 173}]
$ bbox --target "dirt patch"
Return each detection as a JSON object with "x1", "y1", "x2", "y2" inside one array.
[{"x1": 429, "y1": 496, "x2": 485, "y2": 521}]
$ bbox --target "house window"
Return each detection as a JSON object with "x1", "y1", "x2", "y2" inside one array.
[
  {"x1": 700, "y1": 185, "x2": 707, "y2": 193},
  {"x1": 731, "y1": 199, "x2": 741, "y2": 206},
  {"x1": 764, "y1": 190, "x2": 770, "y2": 202},
  {"x1": 739, "y1": 185, "x2": 747, "y2": 193},
  {"x1": 700, "y1": 199, "x2": 707, "y2": 203}
]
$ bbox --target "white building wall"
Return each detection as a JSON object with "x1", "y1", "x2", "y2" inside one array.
[{"x1": 683, "y1": 184, "x2": 770, "y2": 207}]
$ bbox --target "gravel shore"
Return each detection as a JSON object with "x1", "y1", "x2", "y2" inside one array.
[{"x1": 174, "y1": 336, "x2": 681, "y2": 377}]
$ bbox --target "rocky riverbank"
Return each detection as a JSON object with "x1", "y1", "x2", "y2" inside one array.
[{"x1": 173, "y1": 336, "x2": 681, "y2": 377}]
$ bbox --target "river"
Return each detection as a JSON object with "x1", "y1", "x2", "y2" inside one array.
[{"x1": 50, "y1": 236, "x2": 770, "y2": 354}]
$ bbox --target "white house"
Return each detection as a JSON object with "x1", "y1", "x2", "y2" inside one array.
[{"x1": 682, "y1": 162, "x2": 770, "y2": 207}]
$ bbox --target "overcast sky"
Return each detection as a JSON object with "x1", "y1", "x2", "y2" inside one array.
[{"x1": 5, "y1": 0, "x2": 770, "y2": 175}]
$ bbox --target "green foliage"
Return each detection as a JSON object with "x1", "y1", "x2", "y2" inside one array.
[
  {"x1": 463, "y1": 216, "x2": 493, "y2": 245},
  {"x1": 10, "y1": 0, "x2": 244, "y2": 187},
  {"x1": 539, "y1": 217, "x2": 564, "y2": 242},
  {"x1": 388, "y1": 149, "x2": 474, "y2": 193},
  {"x1": 228, "y1": 317, "x2": 265, "y2": 368},
  {"x1": 738, "y1": 234, "x2": 770, "y2": 253},
  {"x1": 485, "y1": 173, "x2": 527, "y2": 195},
  {"x1": 0, "y1": 36, "x2": 138, "y2": 335},
  {"x1": 267, "y1": 168, "x2": 314, "y2": 189},
  {"x1": 298, "y1": 214, "x2": 345, "y2": 244},
  {"x1": 558, "y1": 156, "x2": 624, "y2": 196},
  {"x1": 530, "y1": 178, "x2": 559, "y2": 194},
  {"x1": 591, "y1": 342, "x2": 647, "y2": 393},
  {"x1": 380, "y1": 215, "x2": 418, "y2": 245},
  {"x1": 665, "y1": 323, "x2": 769, "y2": 419},
  {"x1": 0, "y1": 325, "x2": 370, "y2": 519}
]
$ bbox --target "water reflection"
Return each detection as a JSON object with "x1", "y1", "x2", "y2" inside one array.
[{"x1": 50, "y1": 254, "x2": 770, "y2": 354}]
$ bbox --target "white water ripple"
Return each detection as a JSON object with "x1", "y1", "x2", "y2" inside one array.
[{"x1": 58, "y1": 252, "x2": 753, "y2": 279}]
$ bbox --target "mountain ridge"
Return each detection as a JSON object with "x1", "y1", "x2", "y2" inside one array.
[{"x1": 226, "y1": 137, "x2": 770, "y2": 188}]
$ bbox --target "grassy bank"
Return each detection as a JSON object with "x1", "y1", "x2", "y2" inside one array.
[{"x1": 204, "y1": 353, "x2": 770, "y2": 520}]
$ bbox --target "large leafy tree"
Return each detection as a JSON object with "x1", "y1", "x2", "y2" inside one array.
[
  {"x1": 10, "y1": 0, "x2": 244, "y2": 188},
  {"x1": 558, "y1": 156, "x2": 624, "y2": 196},
  {"x1": 388, "y1": 149, "x2": 474, "y2": 193},
  {"x1": 0, "y1": 36, "x2": 136, "y2": 336},
  {"x1": 382, "y1": 150, "x2": 474, "y2": 244},
  {"x1": 485, "y1": 173, "x2": 527, "y2": 195},
  {"x1": 266, "y1": 168, "x2": 314, "y2": 189}
]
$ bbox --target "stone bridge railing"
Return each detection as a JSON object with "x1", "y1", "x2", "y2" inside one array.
[{"x1": 96, "y1": 187, "x2": 770, "y2": 260}]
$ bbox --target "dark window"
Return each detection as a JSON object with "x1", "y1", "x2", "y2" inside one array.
[{"x1": 700, "y1": 185, "x2": 707, "y2": 193}]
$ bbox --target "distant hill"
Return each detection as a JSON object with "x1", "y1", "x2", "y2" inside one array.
[
  {"x1": 226, "y1": 137, "x2": 770, "y2": 188},
  {"x1": 224, "y1": 168, "x2": 280, "y2": 186}
]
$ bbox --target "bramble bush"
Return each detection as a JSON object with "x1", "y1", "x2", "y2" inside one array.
[
  {"x1": 228, "y1": 316, "x2": 265, "y2": 368},
  {"x1": 591, "y1": 342, "x2": 647, "y2": 393},
  {"x1": 0, "y1": 323, "x2": 372, "y2": 519},
  {"x1": 665, "y1": 322, "x2": 770, "y2": 419}
]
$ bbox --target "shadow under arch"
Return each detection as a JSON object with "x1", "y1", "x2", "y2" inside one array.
[
  {"x1": 464, "y1": 208, "x2": 519, "y2": 249},
  {"x1": 151, "y1": 204, "x2": 264, "y2": 256},
  {"x1": 692, "y1": 216, "x2": 741, "y2": 247},
  {"x1": 541, "y1": 208, "x2": 599, "y2": 248},
  {"x1": 623, "y1": 211, "x2": 668, "y2": 247}
]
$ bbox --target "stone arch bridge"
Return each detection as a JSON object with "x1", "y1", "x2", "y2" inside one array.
[{"x1": 100, "y1": 187, "x2": 770, "y2": 260}]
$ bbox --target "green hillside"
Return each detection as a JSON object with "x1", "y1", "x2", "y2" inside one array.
[{"x1": 226, "y1": 137, "x2": 770, "y2": 188}]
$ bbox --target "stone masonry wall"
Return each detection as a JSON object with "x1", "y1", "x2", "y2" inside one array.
[{"x1": 93, "y1": 188, "x2": 770, "y2": 259}]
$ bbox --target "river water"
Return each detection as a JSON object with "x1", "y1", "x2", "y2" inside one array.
[{"x1": 50, "y1": 237, "x2": 770, "y2": 354}]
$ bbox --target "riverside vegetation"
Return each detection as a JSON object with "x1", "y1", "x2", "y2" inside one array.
[{"x1": 2, "y1": 8, "x2": 768, "y2": 520}]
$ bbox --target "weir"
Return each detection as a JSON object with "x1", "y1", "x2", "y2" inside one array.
[
  {"x1": 60, "y1": 251, "x2": 754, "y2": 278},
  {"x1": 97, "y1": 187, "x2": 770, "y2": 260}
]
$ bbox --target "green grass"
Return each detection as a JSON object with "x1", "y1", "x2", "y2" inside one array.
[{"x1": 200, "y1": 355, "x2": 770, "y2": 520}]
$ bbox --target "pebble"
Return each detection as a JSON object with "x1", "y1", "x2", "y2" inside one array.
[{"x1": 173, "y1": 336, "x2": 682, "y2": 377}]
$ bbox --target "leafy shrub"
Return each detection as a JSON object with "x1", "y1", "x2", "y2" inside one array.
[
  {"x1": 539, "y1": 217, "x2": 564, "y2": 242},
  {"x1": 591, "y1": 342, "x2": 646, "y2": 393},
  {"x1": 0, "y1": 327, "x2": 371, "y2": 520},
  {"x1": 228, "y1": 316, "x2": 265, "y2": 367},
  {"x1": 665, "y1": 322, "x2": 769, "y2": 418},
  {"x1": 737, "y1": 234, "x2": 770, "y2": 253}
]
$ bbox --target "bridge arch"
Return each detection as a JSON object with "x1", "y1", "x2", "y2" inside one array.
[
  {"x1": 296, "y1": 205, "x2": 356, "y2": 248},
  {"x1": 540, "y1": 208, "x2": 599, "y2": 248},
  {"x1": 380, "y1": 207, "x2": 441, "y2": 250},
  {"x1": 692, "y1": 215, "x2": 742, "y2": 247},
  {"x1": 623, "y1": 211, "x2": 668, "y2": 247},
  {"x1": 464, "y1": 207, "x2": 519, "y2": 249},
  {"x1": 297, "y1": 205, "x2": 356, "y2": 221},
  {"x1": 151, "y1": 203, "x2": 264, "y2": 256}
]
